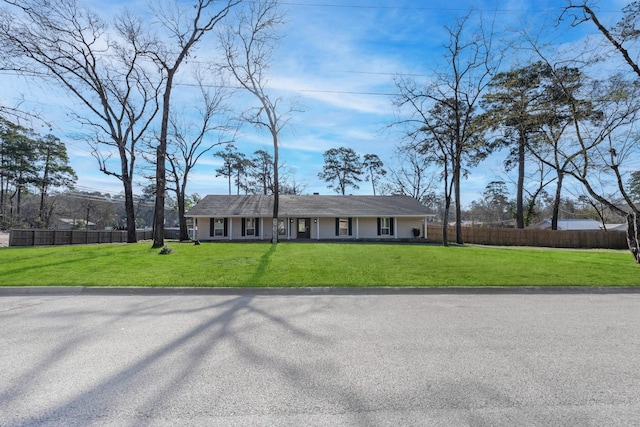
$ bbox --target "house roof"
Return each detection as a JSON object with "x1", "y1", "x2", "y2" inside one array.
[
  {"x1": 186, "y1": 195, "x2": 433, "y2": 218},
  {"x1": 603, "y1": 223, "x2": 626, "y2": 231},
  {"x1": 55, "y1": 218, "x2": 96, "y2": 226},
  {"x1": 528, "y1": 218, "x2": 604, "y2": 231}
]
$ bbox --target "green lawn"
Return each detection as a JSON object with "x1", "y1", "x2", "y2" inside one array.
[{"x1": 0, "y1": 241, "x2": 637, "y2": 287}]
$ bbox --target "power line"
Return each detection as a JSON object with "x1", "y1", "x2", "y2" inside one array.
[
  {"x1": 277, "y1": 2, "x2": 623, "y2": 14},
  {"x1": 299, "y1": 88, "x2": 397, "y2": 96},
  {"x1": 278, "y1": 2, "x2": 556, "y2": 13},
  {"x1": 0, "y1": 71, "x2": 402, "y2": 99}
]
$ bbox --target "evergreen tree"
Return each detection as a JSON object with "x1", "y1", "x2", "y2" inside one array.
[{"x1": 318, "y1": 147, "x2": 363, "y2": 195}]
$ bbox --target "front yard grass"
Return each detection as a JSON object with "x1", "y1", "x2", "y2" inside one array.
[{"x1": 0, "y1": 241, "x2": 637, "y2": 287}]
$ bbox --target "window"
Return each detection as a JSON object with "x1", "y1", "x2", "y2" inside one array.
[
  {"x1": 278, "y1": 219, "x2": 287, "y2": 235},
  {"x1": 245, "y1": 218, "x2": 256, "y2": 236},
  {"x1": 334, "y1": 218, "x2": 352, "y2": 236},
  {"x1": 241, "y1": 218, "x2": 259, "y2": 237},
  {"x1": 380, "y1": 217, "x2": 391, "y2": 235},
  {"x1": 213, "y1": 218, "x2": 225, "y2": 236},
  {"x1": 338, "y1": 218, "x2": 349, "y2": 236},
  {"x1": 378, "y1": 217, "x2": 394, "y2": 236}
]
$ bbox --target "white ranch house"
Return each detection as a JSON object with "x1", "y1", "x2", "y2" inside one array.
[{"x1": 186, "y1": 195, "x2": 433, "y2": 241}]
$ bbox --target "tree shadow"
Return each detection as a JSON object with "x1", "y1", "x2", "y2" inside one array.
[
  {"x1": 2, "y1": 293, "x2": 589, "y2": 426},
  {"x1": 245, "y1": 243, "x2": 277, "y2": 285},
  {"x1": 0, "y1": 294, "x2": 382, "y2": 426}
]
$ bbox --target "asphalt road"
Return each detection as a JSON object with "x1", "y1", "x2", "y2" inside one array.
[{"x1": 1, "y1": 292, "x2": 639, "y2": 426}]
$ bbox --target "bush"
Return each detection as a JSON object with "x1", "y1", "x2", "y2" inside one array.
[{"x1": 158, "y1": 246, "x2": 174, "y2": 255}]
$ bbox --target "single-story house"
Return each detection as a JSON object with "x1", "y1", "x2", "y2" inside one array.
[
  {"x1": 602, "y1": 223, "x2": 626, "y2": 232},
  {"x1": 52, "y1": 218, "x2": 97, "y2": 230},
  {"x1": 185, "y1": 194, "x2": 433, "y2": 241}
]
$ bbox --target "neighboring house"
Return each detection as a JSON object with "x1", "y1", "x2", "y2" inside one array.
[
  {"x1": 185, "y1": 194, "x2": 433, "y2": 241},
  {"x1": 602, "y1": 223, "x2": 626, "y2": 232},
  {"x1": 529, "y1": 218, "x2": 604, "y2": 231},
  {"x1": 52, "y1": 218, "x2": 97, "y2": 230}
]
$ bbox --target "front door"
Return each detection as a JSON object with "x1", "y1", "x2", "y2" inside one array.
[{"x1": 297, "y1": 218, "x2": 310, "y2": 238}]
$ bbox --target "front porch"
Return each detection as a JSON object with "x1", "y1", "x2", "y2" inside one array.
[{"x1": 192, "y1": 216, "x2": 428, "y2": 242}]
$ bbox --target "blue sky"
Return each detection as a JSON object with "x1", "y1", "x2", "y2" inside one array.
[{"x1": 1, "y1": 0, "x2": 632, "y2": 205}]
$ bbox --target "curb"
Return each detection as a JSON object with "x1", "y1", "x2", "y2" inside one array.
[{"x1": 1, "y1": 286, "x2": 640, "y2": 296}]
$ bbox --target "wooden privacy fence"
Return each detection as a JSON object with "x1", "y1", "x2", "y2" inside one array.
[
  {"x1": 425, "y1": 225, "x2": 628, "y2": 249},
  {"x1": 7, "y1": 226, "x2": 629, "y2": 249},
  {"x1": 9, "y1": 229, "x2": 154, "y2": 247}
]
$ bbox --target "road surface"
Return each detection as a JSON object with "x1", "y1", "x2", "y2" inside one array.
[{"x1": 1, "y1": 291, "x2": 639, "y2": 426}]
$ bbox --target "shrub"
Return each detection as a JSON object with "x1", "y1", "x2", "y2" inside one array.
[{"x1": 158, "y1": 246, "x2": 174, "y2": 255}]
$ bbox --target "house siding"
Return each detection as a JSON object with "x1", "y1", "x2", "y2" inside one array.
[
  {"x1": 359, "y1": 217, "x2": 378, "y2": 238},
  {"x1": 194, "y1": 216, "x2": 427, "y2": 241}
]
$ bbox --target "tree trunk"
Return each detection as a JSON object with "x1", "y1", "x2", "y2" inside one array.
[
  {"x1": 153, "y1": 74, "x2": 174, "y2": 248},
  {"x1": 442, "y1": 173, "x2": 450, "y2": 247},
  {"x1": 272, "y1": 136, "x2": 279, "y2": 244},
  {"x1": 123, "y1": 178, "x2": 137, "y2": 243},
  {"x1": 16, "y1": 185, "x2": 22, "y2": 218},
  {"x1": 39, "y1": 152, "x2": 50, "y2": 224},
  {"x1": 177, "y1": 190, "x2": 189, "y2": 241},
  {"x1": 627, "y1": 213, "x2": 640, "y2": 263},
  {"x1": 39, "y1": 189, "x2": 47, "y2": 225},
  {"x1": 551, "y1": 172, "x2": 564, "y2": 231},
  {"x1": 153, "y1": 145, "x2": 166, "y2": 248},
  {"x1": 516, "y1": 132, "x2": 525, "y2": 228},
  {"x1": 9, "y1": 189, "x2": 16, "y2": 225},
  {"x1": 442, "y1": 200, "x2": 450, "y2": 247},
  {"x1": 0, "y1": 173, "x2": 5, "y2": 223},
  {"x1": 454, "y1": 166, "x2": 463, "y2": 245}
]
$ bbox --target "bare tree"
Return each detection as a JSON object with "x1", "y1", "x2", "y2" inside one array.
[
  {"x1": 563, "y1": 77, "x2": 640, "y2": 261},
  {"x1": 279, "y1": 174, "x2": 307, "y2": 195},
  {"x1": 523, "y1": 63, "x2": 602, "y2": 230},
  {"x1": 554, "y1": 2, "x2": 640, "y2": 262},
  {"x1": 0, "y1": 0, "x2": 161, "y2": 242},
  {"x1": 393, "y1": 12, "x2": 499, "y2": 245},
  {"x1": 166, "y1": 70, "x2": 234, "y2": 241},
  {"x1": 220, "y1": 0, "x2": 296, "y2": 243},
  {"x1": 383, "y1": 144, "x2": 438, "y2": 203},
  {"x1": 148, "y1": 0, "x2": 242, "y2": 248}
]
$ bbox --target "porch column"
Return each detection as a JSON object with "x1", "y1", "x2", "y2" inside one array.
[
  {"x1": 193, "y1": 218, "x2": 198, "y2": 240},
  {"x1": 260, "y1": 217, "x2": 264, "y2": 240},
  {"x1": 356, "y1": 218, "x2": 359, "y2": 239},
  {"x1": 317, "y1": 218, "x2": 320, "y2": 240},
  {"x1": 229, "y1": 218, "x2": 233, "y2": 241},
  {"x1": 424, "y1": 217, "x2": 428, "y2": 240},
  {"x1": 394, "y1": 217, "x2": 398, "y2": 239}
]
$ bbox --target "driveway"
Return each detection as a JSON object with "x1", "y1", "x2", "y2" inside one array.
[{"x1": 1, "y1": 292, "x2": 639, "y2": 426}]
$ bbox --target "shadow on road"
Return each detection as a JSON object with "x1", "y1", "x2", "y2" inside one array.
[{"x1": 2, "y1": 294, "x2": 380, "y2": 426}]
